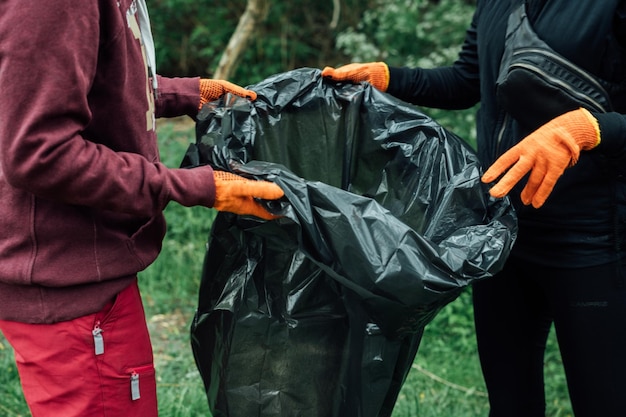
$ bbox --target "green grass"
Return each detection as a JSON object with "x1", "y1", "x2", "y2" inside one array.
[{"x1": 0, "y1": 118, "x2": 573, "y2": 416}]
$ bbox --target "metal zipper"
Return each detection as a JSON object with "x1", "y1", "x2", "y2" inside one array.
[
  {"x1": 510, "y1": 47, "x2": 610, "y2": 113},
  {"x1": 512, "y1": 47, "x2": 608, "y2": 93},
  {"x1": 127, "y1": 365, "x2": 154, "y2": 401},
  {"x1": 92, "y1": 321, "x2": 104, "y2": 356},
  {"x1": 495, "y1": 113, "x2": 511, "y2": 157},
  {"x1": 131, "y1": 372, "x2": 140, "y2": 400}
]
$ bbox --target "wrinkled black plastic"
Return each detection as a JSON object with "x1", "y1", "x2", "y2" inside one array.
[{"x1": 184, "y1": 68, "x2": 517, "y2": 417}]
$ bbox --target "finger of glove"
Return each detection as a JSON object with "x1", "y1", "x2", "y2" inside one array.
[
  {"x1": 487, "y1": 156, "x2": 533, "y2": 198},
  {"x1": 322, "y1": 66, "x2": 338, "y2": 79},
  {"x1": 230, "y1": 180, "x2": 284, "y2": 201},
  {"x1": 530, "y1": 161, "x2": 568, "y2": 208},
  {"x1": 214, "y1": 195, "x2": 281, "y2": 220},
  {"x1": 240, "y1": 199, "x2": 283, "y2": 220},
  {"x1": 217, "y1": 80, "x2": 257, "y2": 100},
  {"x1": 481, "y1": 147, "x2": 524, "y2": 183},
  {"x1": 324, "y1": 63, "x2": 367, "y2": 82},
  {"x1": 520, "y1": 145, "x2": 572, "y2": 207},
  {"x1": 215, "y1": 173, "x2": 284, "y2": 203},
  {"x1": 519, "y1": 159, "x2": 548, "y2": 205},
  {"x1": 236, "y1": 182, "x2": 283, "y2": 219}
]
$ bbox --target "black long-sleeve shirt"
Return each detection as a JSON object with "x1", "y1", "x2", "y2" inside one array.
[{"x1": 385, "y1": 0, "x2": 626, "y2": 267}]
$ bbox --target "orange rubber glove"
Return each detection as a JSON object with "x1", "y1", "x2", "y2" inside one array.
[
  {"x1": 213, "y1": 171, "x2": 284, "y2": 220},
  {"x1": 482, "y1": 108, "x2": 601, "y2": 208},
  {"x1": 321, "y1": 62, "x2": 390, "y2": 92},
  {"x1": 199, "y1": 79, "x2": 257, "y2": 109}
]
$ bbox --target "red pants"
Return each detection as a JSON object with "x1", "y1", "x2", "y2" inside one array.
[{"x1": 0, "y1": 281, "x2": 158, "y2": 417}]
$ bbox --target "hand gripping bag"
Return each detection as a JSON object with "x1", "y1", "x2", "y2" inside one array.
[{"x1": 182, "y1": 68, "x2": 517, "y2": 417}]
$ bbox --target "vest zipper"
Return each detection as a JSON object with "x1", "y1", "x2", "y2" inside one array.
[{"x1": 495, "y1": 113, "x2": 511, "y2": 158}]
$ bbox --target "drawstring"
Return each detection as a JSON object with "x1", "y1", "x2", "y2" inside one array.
[{"x1": 136, "y1": 0, "x2": 158, "y2": 96}]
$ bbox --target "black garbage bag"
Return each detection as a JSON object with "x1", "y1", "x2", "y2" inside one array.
[{"x1": 184, "y1": 68, "x2": 517, "y2": 417}]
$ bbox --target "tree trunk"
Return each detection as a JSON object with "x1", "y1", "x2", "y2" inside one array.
[{"x1": 213, "y1": 0, "x2": 270, "y2": 80}]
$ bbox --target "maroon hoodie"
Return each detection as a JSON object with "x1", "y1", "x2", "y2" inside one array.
[{"x1": 0, "y1": 0, "x2": 217, "y2": 322}]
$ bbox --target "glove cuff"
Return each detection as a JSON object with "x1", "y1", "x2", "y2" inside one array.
[
  {"x1": 577, "y1": 108, "x2": 601, "y2": 150},
  {"x1": 370, "y1": 62, "x2": 390, "y2": 92}
]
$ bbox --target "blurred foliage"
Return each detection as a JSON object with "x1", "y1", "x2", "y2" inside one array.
[
  {"x1": 333, "y1": 0, "x2": 478, "y2": 146},
  {"x1": 151, "y1": 0, "x2": 375, "y2": 84},
  {"x1": 150, "y1": 0, "x2": 478, "y2": 145}
]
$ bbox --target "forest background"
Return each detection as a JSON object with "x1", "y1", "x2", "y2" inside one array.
[
  {"x1": 0, "y1": 0, "x2": 574, "y2": 416},
  {"x1": 152, "y1": 0, "x2": 480, "y2": 145}
]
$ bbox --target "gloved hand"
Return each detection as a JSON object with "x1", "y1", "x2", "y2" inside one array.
[
  {"x1": 321, "y1": 62, "x2": 390, "y2": 92},
  {"x1": 199, "y1": 79, "x2": 257, "y2": 109},
  {"x1": 482, "y1": 108, "x2": 601, "y2": 208},
  {"x1": 213, "y1": 171, "x2": 284, "y2": 220}
]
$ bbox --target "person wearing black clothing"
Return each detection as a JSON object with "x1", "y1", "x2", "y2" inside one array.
[{"x1": 321, "y1": 1, "x2": 626, "y2": 415}]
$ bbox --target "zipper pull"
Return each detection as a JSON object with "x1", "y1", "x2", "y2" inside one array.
[
  {"x1": 131, "y1": 372, "x2": 140, "y2": 400},
  {"x1": 92, "y1": 322, "x2": 104, "y2": 356}
]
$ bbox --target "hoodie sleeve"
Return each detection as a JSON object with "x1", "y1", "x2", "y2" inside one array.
[
  {"x1": 0, "y1": 0, "x2": 216, "y2": 217},
  {"x1": 154, "y1": 75, "x2": 202, "y2": 119}
]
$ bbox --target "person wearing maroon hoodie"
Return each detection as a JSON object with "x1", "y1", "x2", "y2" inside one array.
[{"x1": 0, "y1": 1, "x2": 283, "y2": 416}]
